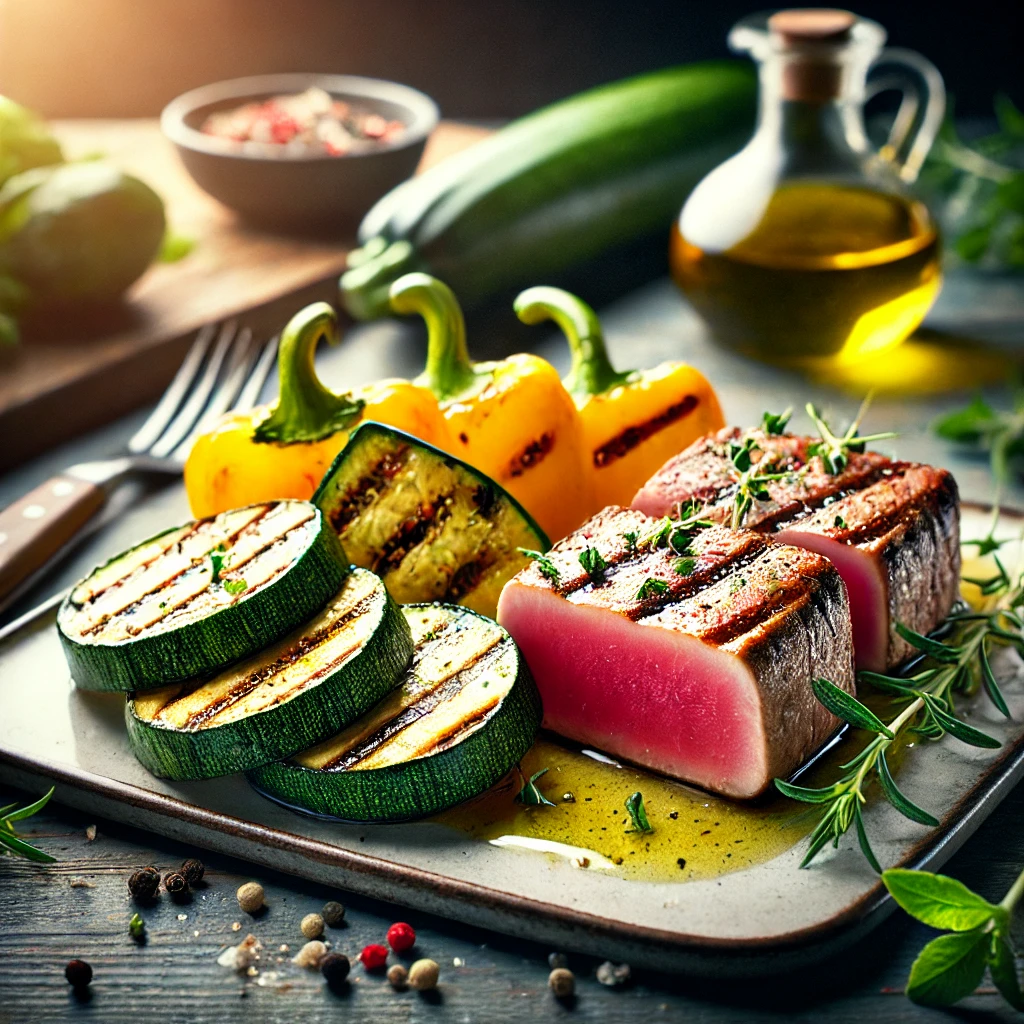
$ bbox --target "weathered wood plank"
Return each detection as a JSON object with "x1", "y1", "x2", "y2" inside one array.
[{"x1": 0, "y1": 781, "x2": 1021, "y2": 1023}]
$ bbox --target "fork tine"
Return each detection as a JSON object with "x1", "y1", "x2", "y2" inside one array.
[
  {"x1": 127, "y1": 322, "x2": 218, "y2": 454},
  {"x1": 234, "y1": 334, "x2": 279, "y2": 413},
  {"x1": 169, "y1": 327, "x2": 257, "y2": 462},
  {"x1": 149, "y1": 321, "x2": 238, "y2": 459}
]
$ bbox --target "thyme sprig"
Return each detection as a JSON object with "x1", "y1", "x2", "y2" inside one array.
[
  {"x1": 805, "y1": 398, "x2": 897, "y2": 474},
  {"x1": 1, "y1": 787, "x2": 55, "y2": 863},
  {"x1": 776, "y1": 527, "x2": 1022, "y2": 870}
]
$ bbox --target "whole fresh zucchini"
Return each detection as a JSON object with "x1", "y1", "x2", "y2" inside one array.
[
  {"x1": 313, "y1": 421, "x2": 549, "y2": 617},
  {"x1": 340, "y1": 61, "x2": 756, "y2": 320},
  {"x1": 247, "y1": 602, "x2": 542, "y2": 822},
  {"x1": 58, "y1": 501, "x2": 348, "y2": 692},
  {"x1": 126, "y1": 569, "x2": 413, "y2": 779}
]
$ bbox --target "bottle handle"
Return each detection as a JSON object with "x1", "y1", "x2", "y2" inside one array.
[{"x1": 866, "y1": 47, "x2": 946, "y2": 184}]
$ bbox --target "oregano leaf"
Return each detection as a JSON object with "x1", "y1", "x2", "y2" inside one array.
[
  {"x1": 882, "y1": 869, "x2": 998, "y2": 931},
  {"x1": 906, "y1": 929, "x2": 989, "y2": 1007}
]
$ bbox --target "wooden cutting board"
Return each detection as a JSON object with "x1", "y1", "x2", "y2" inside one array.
[{"x1": 0, "y1": 119, "x2": 491, "y2": 471}]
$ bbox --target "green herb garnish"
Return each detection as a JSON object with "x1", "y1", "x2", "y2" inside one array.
[
  {"x1": 518, "y1": 548, "x2": 560, "y2": 585},
  {"x1": 129, "y1": 913, "x2": 146, "y2": 940},
  {"x1": 0, "y1": 787, "x2": 55, "y2": 863},
  {"x1": 675, "y1": 557, "x2": 696, "y2": 576},
  {"x1": 933, "y1": 388, "x2": 1024, "y2": 486},
  {"x1": 622, "y1": 531, "x2": 639, "y2": 556},
  {"x1": 761, "y1": 407, "x2": 793, "y2": 435},
  {"x1": 729, "y1": 576, "x2": 747, "y2": 595},
  {"x1": 636, "y1": 577, "x2": 669, "y2": 601},
  {"x1": 579, "y1": 547, "x2": 608, "y2": 584},
  {"x1": 624, "y1": 791, "x2": 654, "y2": 834},
  {"x1": 516, "y1": 767, "x2": 555, "y2": 807},
  {"x1": 883, "y1": 866, "x2": 1024, "y2": 1010},
  {"x1": 775, "y1": 520, "x2": 1020, "y2": 871},
  {"x1": 209, "y1": 545, "x2": 227, "y2": 584},
  {"x1": 223, "y1": 578, "x2": 247, "y2": 595},
  {"x1": 805, "y1": 399, "x2": 896, "y2": 475},
  {"x1": 834, "y1": 515, "x2": 847, "y2": 530}
]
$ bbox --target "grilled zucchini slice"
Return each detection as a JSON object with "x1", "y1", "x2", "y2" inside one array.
[
  {"x1": 125, "y1": 569, "x2": 413, "y2": 779},
  {"x1": 247, "y1": 603, "x2": 542, "y2": 822},
  {"x1": 313, "y1": 422, "x2": 549, "y2": 618},
  {"x1": 58, "y1": 501, "x2": 349, "y2": 692}
]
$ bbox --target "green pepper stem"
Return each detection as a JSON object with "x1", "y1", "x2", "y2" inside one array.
[
  {"x1": 340, "y1": 239, "x2": 423, "y2": 321},
  {"x1": 253, "y1": 302, "x2": 364, "y2": 444},
  {"x1": 392, "y1": 273, "x2": 477, "y2": 400},
  {"x1": 514, "y1": 286, "x2": 630, "y2": 401}
]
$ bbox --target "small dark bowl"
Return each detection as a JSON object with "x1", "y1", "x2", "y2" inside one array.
[{"x1": 161, "y1": 73, "x2": 439, "y2": 231}]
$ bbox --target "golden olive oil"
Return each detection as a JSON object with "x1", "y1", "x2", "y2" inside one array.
[{"x1": 671, "y1": 183, "x2": 942, "y2": 364}]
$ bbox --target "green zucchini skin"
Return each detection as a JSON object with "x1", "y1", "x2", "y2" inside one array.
[
  {"x1": 58, "y1": 502, "x2": 349, "y2": 693},
  {"x1": 340, "y1": 61, "x2": 756, "y2": 320},
  {"x1": 246, "y1": 604, "x2": 543, "y2": 822},
  {"x1": 125, "y1": 571, "x2": 413, "y2": 780},
  {"x1": 313, "y1": 421, "x2": 549, "y2": 618}
]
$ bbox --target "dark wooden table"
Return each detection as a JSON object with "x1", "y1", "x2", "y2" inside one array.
[{"x1": 1, "y1": 273, "x2": 1023, "y2": 1023}]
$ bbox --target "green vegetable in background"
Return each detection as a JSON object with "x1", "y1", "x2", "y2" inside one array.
[
  {"x1": 0, "y1": 95, "x2": 63, "y2": 186},
  {"x1": 919, "y1": 95, "x2": 1024, "y2": 272},
  {"x1": 0, "y1": 161, "x2": 166, "y2": 340},
  {"x1": 933, "y1": 388, "x2": 1024, "y2": 485},
  {"x1": 883, "y1": 866, "x2": 1024, "y2": 1010}
]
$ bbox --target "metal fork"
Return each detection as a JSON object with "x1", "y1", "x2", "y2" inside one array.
[{"x1": 0, "y1": 322, "x2": 279, "y2": 614}]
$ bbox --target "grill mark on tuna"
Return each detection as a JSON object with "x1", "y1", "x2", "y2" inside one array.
[
  {"x1": 508, "y1": 432, "x2": 554, "y2": 478},
  {"x1": 593, "y1": 395, "x2": 700, "y2": 467},
  {"x1": 74, "y1": 506, "x2": 284, "y2": 637},
  {"x1": 319, "y1": 633, "x2": 507, "y2": 771},
  {"x1": 371, "y1": 491, "x2": 457, "y2": 577},
  {"x1": 328, "y1": 444, "x2": 412, "y2": 534},
  {"x1": 155, "y1": 593, "x2": 377, "y2": 730}
]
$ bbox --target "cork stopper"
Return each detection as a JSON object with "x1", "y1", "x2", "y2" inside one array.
[{"x1": 768, "y1": 9, "x2": 856, "y2": 103}]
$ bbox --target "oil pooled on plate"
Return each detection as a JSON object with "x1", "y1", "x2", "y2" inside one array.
[{"x1": 435, "y1": 737, "x2": 814, "y2": 882}]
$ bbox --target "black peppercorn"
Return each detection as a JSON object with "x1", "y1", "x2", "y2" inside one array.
[
  {"x1": 127, "y1": 867, "x2": 160, "y2": 900},
  {"x1": 320, "y1": 952, "x2": 350, "y2": 986},
  {"x1": 180, "y1": 858, "x2": 205, "y2": 885},
  {"x1": 321, "y1": 900, "x2": 346, "y2": 927},
  {"x1": 163, "y1": 871, "x2": 188, "y2": 895},
  {"x1": 65, "y1": 959, "x2": 92, "y2": 987}
]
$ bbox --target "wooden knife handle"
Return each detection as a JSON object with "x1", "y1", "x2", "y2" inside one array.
[{"x1": 0, "y1": 475, "x2": 106, "y2": 604}]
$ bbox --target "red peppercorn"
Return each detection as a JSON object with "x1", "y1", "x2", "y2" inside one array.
[
  {"x1": 386, "y1": 922, "x2": 416, "y2": 953},
  {"x1": 359, "y1": 943, "x2": 388, "y2": 971}
]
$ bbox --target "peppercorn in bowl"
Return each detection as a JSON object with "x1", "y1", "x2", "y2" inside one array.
[{"x1": 161, "y1": 73, "x2": 438, "y2": 230}]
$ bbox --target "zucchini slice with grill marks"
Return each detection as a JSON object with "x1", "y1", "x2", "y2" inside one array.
[
  {"x1": 125, "y1": 568, "x2": 413, "y2": 779},
  {"x1": 58, "y1": 501, "x2": 349, "y2": 692},
  {"x1": 313, "y1": 422, "x2": 549, "y2": 618},
  {"x1": 247, "y1": 603, "x2": 542, "y2": 822}
]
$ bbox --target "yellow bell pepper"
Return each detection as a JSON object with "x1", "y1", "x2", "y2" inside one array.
[
  {"x1": 514, "y1": 286, "x2": 724, "y2": 510},
  {"x1": 184, "y1": 302, "x2": 449, "y2": 518},
  {"x1": 389, "y1": 273, "x2": 592, "y2": 541}
]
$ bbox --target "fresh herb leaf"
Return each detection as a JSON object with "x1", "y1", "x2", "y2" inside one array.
[
  {"x1": 990, "y1": 934, "x2": 1024, "y2": 1011},
  {"x1": 905, "y1": 929, "x2": 990, "y2": 1008},
  {"x1": 809, "y1": 677, "x2": 894, "y2": 737},
  {"x1": 882, "y1": 870, "x2": 998, "y2": 931},
  {"x1": 805, "y1": 398, "x2": 896, "y2": 475},
  {"x1": 129, "y1": 912, "x2": 146, "y2": 940},
  {"x1": 0, "y1": 786, "x2": 55, "y2": 863},
  {"x1": 209, "y1": 549, "x2": 226, "y2": 584},
  {"x1": 579, "y1": 547, "x2": 608, "y2": 584},
  {"x1": 624, "y1": 791, "x2": 653, "y2": 834},
  {"x1": 675, "y1": 557, "x2": 696, "y2": 576},
  {"x1": 636, "y1": 577, "x2": 669, "y2": 601},
  {"x1": 518, "y1": 547, "x2": 560, "y2": 585},
  {"x1": 223, "y1": 578, "x2": 247, "y2": 595},
  {"x1": 729, "y1": 576, "x2": 746, "y2": 596},
  {"x1": 934, "y1": 389, "x2": 1024, "y2": 485},
  {"x1": 853, "y1": 803, "x2": 882, "y2": 874},
  {"x1": 622, "y1": 531, "x2": 638, "y2": 556},
  {"x1": 877, "y1": 753, "x2": 939, "y2": 827},
  {"x1": 834, "y1": 515, "x2": 847, "y2": 530},
  {"x1": 761, "y1": 408, "x2": 792, "y2": 435},
  {"x1": 516, "y1": 768, "x2": 555, "y2": 807}
]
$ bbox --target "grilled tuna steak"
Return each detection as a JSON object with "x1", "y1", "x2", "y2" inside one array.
[
  {"x1": 632, "y1": 427, "x2": 961, "y2": 671},
  {"x1": 496, "y1": 507, "x2": 855, "y2": 799}
]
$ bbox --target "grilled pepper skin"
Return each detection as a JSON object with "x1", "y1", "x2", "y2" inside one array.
[
  {"x1": 184, "y1": 303, "x2": 448, "y2": 519},
  {"x1": 514, "y1": 287, "x2": 724, "y2": 510},
  {"x1": 390, "y1": 273, "x2": 592, "y2": 541}
]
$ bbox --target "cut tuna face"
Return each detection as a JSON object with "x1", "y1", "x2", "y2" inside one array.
[
  {"x1": 632, "y1": 428, "x2": 960, "y2": 672},
  {"x1": 496, "y1": 507, "x2": 855, "y2": 799}
]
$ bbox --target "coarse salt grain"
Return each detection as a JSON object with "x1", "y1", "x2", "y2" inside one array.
[{"x1": 292, "y1": 940, "x2": 328, "y2": 969}]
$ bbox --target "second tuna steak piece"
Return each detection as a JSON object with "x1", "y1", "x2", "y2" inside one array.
[
  {"x1": 632, "y1": 428, "x2": 960, "y2": 672},
  {"x1": 496, "y1": 507, "x2": 855, "y2": 799}
]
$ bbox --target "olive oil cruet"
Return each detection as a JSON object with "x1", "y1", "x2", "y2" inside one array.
[{"x1": 671, "y1": 9, "x2": 946, "y2": 364}]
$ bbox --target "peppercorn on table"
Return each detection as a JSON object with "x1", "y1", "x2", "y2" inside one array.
[{"x1": 1, "y1": 273, "x2": 1022, "y2": 1021}]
